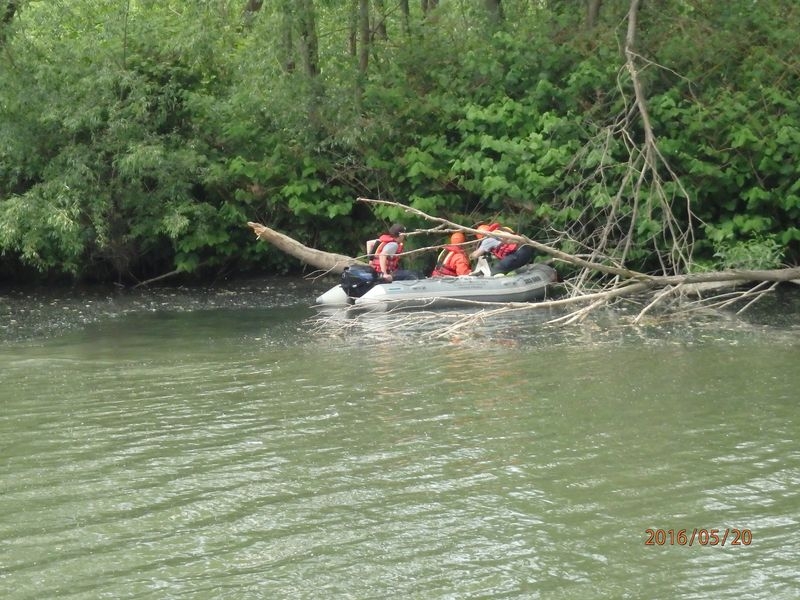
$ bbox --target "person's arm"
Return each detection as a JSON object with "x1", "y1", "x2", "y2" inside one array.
[
  {"x1": 379, "y1": 254, "x2": 392, "y2": 281},
  {"x1": 455, "y1": 254, "x2": 472, "y2": 276},
  {"x1": 470, "y1": 238, "x2": 499, "y2": 260},
  {"x1": 378, "y1": 241, "x2": 399, "y2": 280}
]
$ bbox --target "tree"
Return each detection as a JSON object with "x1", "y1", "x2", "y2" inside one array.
[{"x1": 374, "y1": 0, "x2": 388, "y2": 40}]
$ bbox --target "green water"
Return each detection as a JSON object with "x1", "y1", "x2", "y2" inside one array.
[{"x1": 1, "y1": 281, "x2": 799, "y2": 599}]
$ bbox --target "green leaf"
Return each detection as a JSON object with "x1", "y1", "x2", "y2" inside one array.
[{"x1": 730, "y1": 126, "x2": 759, "y2": 149}]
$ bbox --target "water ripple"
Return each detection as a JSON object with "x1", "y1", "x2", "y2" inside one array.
[{"x1": 1, "y1": 288, "x2": 799, "y2": 599}]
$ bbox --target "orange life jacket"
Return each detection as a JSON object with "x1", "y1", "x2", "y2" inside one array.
[
  {"x1": 368, "y1": 234, "x2": 403, "y2": 274},
  {"x1": 491, "y1": 241, "x2": 518, "y2": 259},
  {"x1": 431, "y1": 245, "x2": 467, "y2": 277},
  {"x1": 485, "y1": 223, "x2": 517, "y2": 259}
]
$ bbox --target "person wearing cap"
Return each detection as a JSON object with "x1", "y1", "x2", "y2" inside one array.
[
  {"x1": 469, "y1": 222, "x2": 534, "y2": 275},
  {"x1": 431, "y1": 231, "x2": 472, "y2": 277},
  {"x1": 366, "y1": 223, "x2": 416, "y2": 281}
]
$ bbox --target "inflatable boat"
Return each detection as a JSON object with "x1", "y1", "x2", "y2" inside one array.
[{"x1": 316, "y1": 261, "x2": 558, "y2": 310}]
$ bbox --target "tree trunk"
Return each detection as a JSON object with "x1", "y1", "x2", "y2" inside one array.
[
  {"x1": 399, "y1": 0, "x2": 411, "y2": 33},
  {"x1": 247, "y1": 223, "x2": 363, "y2": 274},
  {"x1": 358, "y1": 0, "x2": 370, "y2": 74},
  {"x1": 279, "y1": 0, "x2": 295, "y2": 73},
  {"x1": 374, "y1": 0, "x2": 388, "y2": 40},
  {"x1": 587, "y1": 0, "x2": 602, "y2": 29},
  {"x1": 348, "y1": 0, "x2": 358, "y2": 57},
  {"x1": 624, "y1": 0, "x2": 656, "y2": 171},
  {"x1": 297, "y1": 0, "x2": 320, "y2": 78}
]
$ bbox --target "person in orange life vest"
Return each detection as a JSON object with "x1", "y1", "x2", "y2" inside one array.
[
  {"x1": 469, "y1": 222, "x2": 534, "y2": 275},
  {"x1": 431, "y1": 232, "x2": 472, "y2": 277},
  {"x1": 366, "y1": 223, "x2": 417, "y2": 281}
]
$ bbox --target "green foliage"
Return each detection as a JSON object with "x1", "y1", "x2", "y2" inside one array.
[
  {"x1": 0, "y1": 186, "x2": 86, "y2": 273},
  {"x1": 1, "y1": 0, "x2": 799, "y2": 282},
  {"x1": 712, "y1": 236, "x2": 784, "y2": 271}
]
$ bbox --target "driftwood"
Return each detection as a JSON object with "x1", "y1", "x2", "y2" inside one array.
[{"x1": 247, "y1": 222, "x2": 364, "y2": 275}]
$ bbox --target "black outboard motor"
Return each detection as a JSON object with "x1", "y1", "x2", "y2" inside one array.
[{"x1": 341, "y1": 264, "x2": 380, "y2": 299}]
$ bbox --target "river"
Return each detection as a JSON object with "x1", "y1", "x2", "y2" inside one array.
[{"x1": 1, "y1": 278, "x2": 799, "y2": 599}]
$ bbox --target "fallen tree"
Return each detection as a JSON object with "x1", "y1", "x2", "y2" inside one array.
[
  {"x1": 360, "y1": 198, "x2": 799, "y2": 322},
  {"x1": 247, "y1": 210, "x2": 798, "y2": 327},
  {"x1": 247, "y1": 222, "x2": 364, "y2": 275}
]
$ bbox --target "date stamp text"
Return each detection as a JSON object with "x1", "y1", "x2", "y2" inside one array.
[{"x1": 645, "y1": 528, "x2": 752, "y2": 546}]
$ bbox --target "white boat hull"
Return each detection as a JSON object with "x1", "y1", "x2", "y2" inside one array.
[
  {"x1": 315, "y1": 284, "x2": 350, "y2": 306},
  {"x1": 315, "y1": 264, "x2": 557, "y2": 310}
]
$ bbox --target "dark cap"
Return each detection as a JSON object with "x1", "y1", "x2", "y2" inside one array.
[{"x1": 389, "y1": 223, "x2": 406, "y2": 236}]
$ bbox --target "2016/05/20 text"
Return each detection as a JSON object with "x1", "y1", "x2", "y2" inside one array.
[{"x1": 644, "y1": 528, "x2": 752, "y2": 547}]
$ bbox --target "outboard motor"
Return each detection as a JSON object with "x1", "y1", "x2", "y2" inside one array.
[{"x1": 340, "y1": 264, "x2": 380, "y2": 299}]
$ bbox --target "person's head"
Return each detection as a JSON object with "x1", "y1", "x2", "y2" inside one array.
[
  {"x1": 476, "y1": 223, "x2": 505, "y2": 239},
  {"x1": 476, "y1": 224, "x2": 493, "y2": 240},
  {"x1": 450, "y1": 232, "x2": 466, "y2": 245},
  {"x1": 388, "y1": 223, "x2": 406, "y2": 238}
]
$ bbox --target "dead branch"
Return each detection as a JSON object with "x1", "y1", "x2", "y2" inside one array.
[
  {"x1": 735, "y1": 281, "x2": 779, "y2": 314},
  {"x1": 354, "y1": 197, "x2": 800, "y2": 285},
  {"x1": 346, "y1": 198, "x2": 797, "y2": 329},
  {"x1": 632, "y1": 284, "x2": 679, "y2": 324},
  {"x1": 248, "y1": 221, "x2": 363, "y2": 275},
  {"x1": 132, "y1": 268, "x2": 183, "y2": 289}
]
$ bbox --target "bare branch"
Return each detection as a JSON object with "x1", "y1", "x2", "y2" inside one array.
[{"x1": 248, "y1": 221, "x2": 362, "y2": 275}]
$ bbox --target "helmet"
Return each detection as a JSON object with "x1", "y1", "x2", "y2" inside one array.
[
  {"x1": 476, "y1": 224, "x2": 493, "y2": 240},
  {"x1": 450, "y1": 232, "x2": 466, "y2": 245}
]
